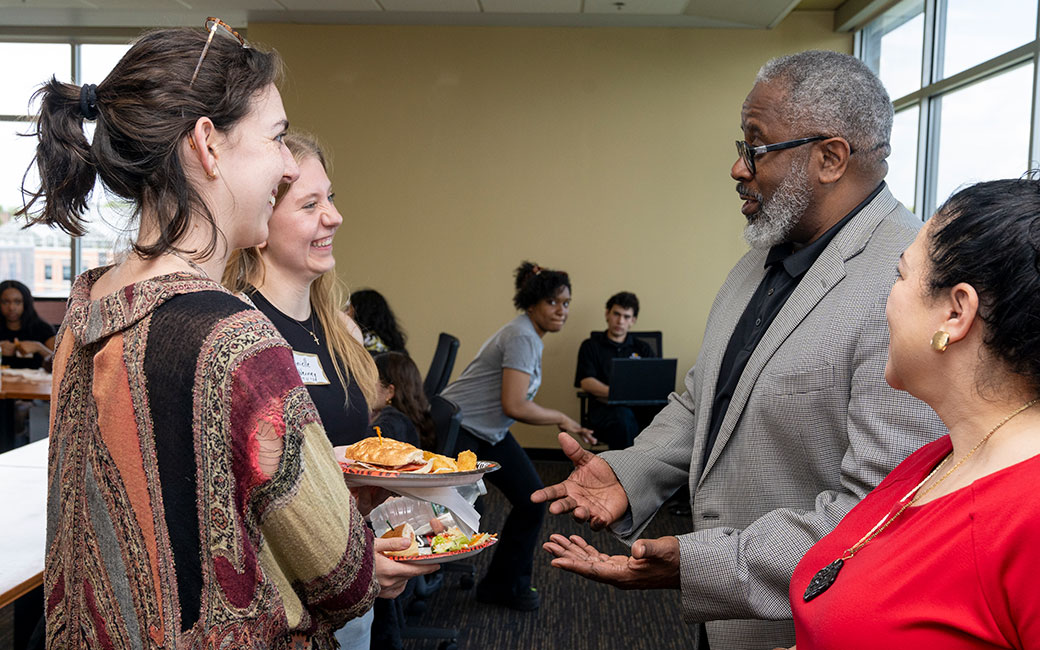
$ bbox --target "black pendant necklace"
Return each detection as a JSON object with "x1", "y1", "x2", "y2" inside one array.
[{"x1": 803, "y1": 559, "x2": 844, "y2": 602}]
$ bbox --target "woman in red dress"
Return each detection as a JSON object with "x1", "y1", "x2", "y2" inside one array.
[{"x1": 787, "y1": 177, "x2": 1040, "y2": 649}]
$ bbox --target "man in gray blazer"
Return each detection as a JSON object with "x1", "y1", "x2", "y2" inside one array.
[{"x1": 534, "y1": 51, "x2": 946, "y2": 650}]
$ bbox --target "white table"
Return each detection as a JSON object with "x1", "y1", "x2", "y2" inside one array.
[{"x1": 0, "y1": 438, "x2": 47, "y2": 608}]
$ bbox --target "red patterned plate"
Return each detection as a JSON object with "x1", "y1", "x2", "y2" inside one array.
[
  {"x1": 387, "y1": 537, "x2": 498, "y2": 565},
  {"x1": 339, "y1": 460, "x2": 500, "y2": 489}
]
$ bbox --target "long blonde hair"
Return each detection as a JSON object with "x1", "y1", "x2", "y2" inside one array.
[{"x1": 223, "y1": 132, "x2": 379, "y2": 410}]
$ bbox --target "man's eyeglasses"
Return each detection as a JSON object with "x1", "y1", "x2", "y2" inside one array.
[
  {"x1": 190, "y1": 17, "x2": 247, "y2": 87},
  {"x1": 735, "y1": 136, "x2": 826, "y2": 176}
]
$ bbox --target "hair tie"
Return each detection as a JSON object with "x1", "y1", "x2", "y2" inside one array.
[{"x1": 78, "y1": 84, "x2": 99, "y2": 121}]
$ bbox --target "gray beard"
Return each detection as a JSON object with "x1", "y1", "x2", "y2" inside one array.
[{"x1": 743, "y1": 158, "x2": 812, "y2": 249}]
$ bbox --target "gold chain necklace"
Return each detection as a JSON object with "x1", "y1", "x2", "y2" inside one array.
[
  {"x1": 803, "y1": 397, "x2": 1040, "y2": 602},
  {"x1": 295, "y1": 313, "x2": 321, "y2": 346}
]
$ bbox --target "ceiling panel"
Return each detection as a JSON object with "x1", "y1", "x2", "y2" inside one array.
[
  {"x1": 273, "y1": 0, "x2": 379, "y2": 10},
  {"x1": 481, "y1": 0, "x2": 582, "y2": 14},
  {"x1": 0, "y1": 0, "x2": 831, "y2": 29},
  {"x1": 584, "y1": 0, "x2": 690, "y2": 15},
  {"x1": 379, "y1": 0, "x2": 480, "y2": 12}
]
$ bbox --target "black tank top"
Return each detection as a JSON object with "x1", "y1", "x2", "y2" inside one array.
[{"x1": 248, "y1": 289, "x2": 369, "y2": 446}]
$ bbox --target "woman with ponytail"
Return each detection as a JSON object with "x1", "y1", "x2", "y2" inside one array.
[
  {"x1": 442, "y1": 261, "x2": 594, "y2": 611},
  {"x1": 22, "y1": 24, "x2": 407, "y2": 649}
]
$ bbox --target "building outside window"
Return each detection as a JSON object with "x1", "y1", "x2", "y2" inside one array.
[
  {"x1": 0, "y1": 39, "x2": 133, "y2": 298},
  {"x1": 859, "y1": 0, "x2": 1040, "y2": 216}
]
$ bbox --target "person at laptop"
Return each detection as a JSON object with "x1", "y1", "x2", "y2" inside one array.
[{"x1": 575, "y1": 291, "x2": 657, "y2": 449}]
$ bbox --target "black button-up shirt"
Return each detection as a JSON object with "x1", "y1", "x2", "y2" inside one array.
[{"x1": 701, "y1": 182, "x2": 886, "y2": 469}]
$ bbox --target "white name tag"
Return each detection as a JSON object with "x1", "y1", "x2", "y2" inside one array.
[{"x1": 293, "y1": 351, "x2": 330, "y2": 385}]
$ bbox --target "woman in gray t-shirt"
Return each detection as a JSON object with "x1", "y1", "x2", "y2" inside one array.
[{"x1": 442, "y1": 261, "x2": 595, "y2": 611}]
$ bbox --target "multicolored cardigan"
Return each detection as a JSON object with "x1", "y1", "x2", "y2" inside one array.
[{"x1": 45, "y1": 269, "x2": 378, "y2": 649}]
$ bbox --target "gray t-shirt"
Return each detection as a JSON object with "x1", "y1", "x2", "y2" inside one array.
[{"x1": 441, "y1": 314, "x2": 543, "y2": 444}]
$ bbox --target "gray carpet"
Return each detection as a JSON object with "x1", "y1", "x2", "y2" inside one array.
[{"x1": 401, "y1": 459, "x2": 694, "y2": 650}]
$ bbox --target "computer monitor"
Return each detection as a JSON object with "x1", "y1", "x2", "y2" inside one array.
[{"x1": 607, "y1": 358, "x2": 678, "y2": 405}]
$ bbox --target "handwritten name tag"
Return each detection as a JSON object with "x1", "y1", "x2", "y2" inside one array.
[{"x1": 293, "y1": 351, "x2": 330, "y2": 385}]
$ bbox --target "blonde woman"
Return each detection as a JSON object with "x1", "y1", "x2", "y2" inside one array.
[{"x1": 223, "y1": 132, "x2": 435, "y2": 649}]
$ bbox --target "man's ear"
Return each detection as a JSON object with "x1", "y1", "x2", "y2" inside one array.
[{"x1": 815, "y1": 137, "x2": 852, "y2": 185}]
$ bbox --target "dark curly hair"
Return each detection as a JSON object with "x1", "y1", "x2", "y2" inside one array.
[
  {"x1": 350, "y1": 289, "x2": 407, "y2": 354},
  {"x1": 606, "y1": 291, "x2": 639, "y2": 318},
  {"x1": 512, "y1": 261, "x2": 570, "y2": 310},
  {"x1": 926, "y1": 176, "x2": 1040, "y2": 392}
]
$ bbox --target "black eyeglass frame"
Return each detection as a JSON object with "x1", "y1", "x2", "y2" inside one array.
[
  {"x1": 735, "y1": 136, "x2": 833, "y2": 176},
  {"x1": 189, "y1": 17, "x2": 248, "y2": 87}
]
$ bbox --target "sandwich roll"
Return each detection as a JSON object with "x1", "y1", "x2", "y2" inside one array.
[
  {"x1": 380, "y1": 522, "x2": 418, "y2": 557},
  {"x1": 343, "y1": 436, "x2": 425, "y2": 469}
]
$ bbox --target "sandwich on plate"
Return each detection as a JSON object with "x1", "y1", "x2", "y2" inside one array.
[{"x1": 342, "y1": 435, "x2": 478, "y2": 473}]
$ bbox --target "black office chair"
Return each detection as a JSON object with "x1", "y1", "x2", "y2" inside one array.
[
  {"x1": 397, "y1": 396, "x2": 469, "y2": 650},
  {"x1": 426, "y1": 396, "x2": 475, "y2": 588},
  {"x1": 429, "y1": 394, "x2": 463, "y2": 456},
  {"x1": 630, "y1": 330, "x2": 662, "y2": 357},
  {"x1": 577, "y1": 330, "x2": 663, "y2": 427},
  {"x1": 423, "y1": 333, "x2": 460, "y2": 399}
]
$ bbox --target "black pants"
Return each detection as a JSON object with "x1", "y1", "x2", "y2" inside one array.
[
  {"x1": 456, "y1": 427, "x2": 545, "y2": 594},
  {"x1": 587, "y1": 403, "x2": 659, "y2": 450}
]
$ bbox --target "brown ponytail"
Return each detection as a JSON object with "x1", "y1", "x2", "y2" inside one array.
[
  {"x1": 18, "y1": 78, "x2": 98, "y2": 235},
  {"x1": 18, "y1": 27, "x2": 282, "y2": 259}
]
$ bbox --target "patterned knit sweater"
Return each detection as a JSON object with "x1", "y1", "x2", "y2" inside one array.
[{"x1": 45, "y1": 269, "x2": 378, "y2": 649}]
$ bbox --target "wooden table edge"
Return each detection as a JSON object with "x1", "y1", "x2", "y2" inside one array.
[{"x1": 0, "y1": 571, "x2": 43, "y2": 609}]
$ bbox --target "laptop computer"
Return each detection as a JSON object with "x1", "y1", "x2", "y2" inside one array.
[{"x1": 607, "y1": 358, "x2": 678, "y2": 405}]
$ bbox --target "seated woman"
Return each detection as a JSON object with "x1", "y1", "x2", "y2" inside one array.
[
  {"x1": 441, "y1": 261, "x2": 595, "y2": 611},
  {"x1": 370, "y1": 351, "x2": 434, "y2": 450},
  {"x1": 348, "y1": 289, "x2": 408, "y2": 355},
  {"x1": 0, "y1": 280, "x2": 55, "y2": 369},
  {"x1": 787, "y1": 178, "x2": 1040, "y2": 648}
]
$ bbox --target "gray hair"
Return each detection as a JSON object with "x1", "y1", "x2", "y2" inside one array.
[{"x1": 756, "y1": 50, "x2": 893, "y2": 175}]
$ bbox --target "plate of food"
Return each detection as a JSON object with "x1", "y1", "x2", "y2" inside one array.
[
  {"x1": 380, "y1": 523, "x2": 499, "y2": 565},
  {"x1": 336, "y1": 434, "x2": 500, "y2": 488}
]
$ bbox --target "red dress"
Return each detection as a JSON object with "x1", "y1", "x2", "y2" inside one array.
[{"x1": 790, "y1": 437, "x2": 1040, "y2": 649}]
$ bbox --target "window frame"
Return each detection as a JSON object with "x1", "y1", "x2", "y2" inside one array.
[
  {"x1": 0, "y1": 30, "x2": 140, "y2": 297},
  {"x1": 858, "y1": 0, "x2": 1040, "y2": 218}
]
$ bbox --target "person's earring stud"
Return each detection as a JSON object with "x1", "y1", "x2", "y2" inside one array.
[{"x1": 931, "y1": 330, "x2": 950, "y2": 352}]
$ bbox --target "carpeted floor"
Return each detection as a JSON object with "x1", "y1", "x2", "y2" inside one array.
[{"x1": 401, "y1": 459, "x2": 694, "y2": 650}]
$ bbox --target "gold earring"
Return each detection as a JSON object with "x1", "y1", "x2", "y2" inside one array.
[
  {"x1": 385, "y1": 397, "x2": 392, "y2": 406},
  {"x1": 931, "y1": 330, "x2": 950, "y2": 352},
  {"x1": 208, "y1": 170, "x2": 218, "y2": 180}
]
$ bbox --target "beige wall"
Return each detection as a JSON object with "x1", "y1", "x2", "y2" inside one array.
[{"x1": 249, "y1": 12, "x2": 851, "y2": 449}]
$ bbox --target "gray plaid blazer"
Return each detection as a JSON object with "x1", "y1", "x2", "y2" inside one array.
[{"x1": 601, "y1": 186, "x2": 947, "y2": 650}]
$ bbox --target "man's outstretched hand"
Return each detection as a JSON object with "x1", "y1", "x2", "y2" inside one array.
[
  {"x1": 530, "y1": 432, "x2": 629, "y2": 531},
  {"x1": 543, "y1": 533, "x2": 680, "y2": 590}
]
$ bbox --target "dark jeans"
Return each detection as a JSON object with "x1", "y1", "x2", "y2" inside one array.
[
  {"x1": 587, "y1": 402, "x2": 659, "y2": 450},
  {"x1": 456, "y1": 427, "x2": 545, "y2": 593}
]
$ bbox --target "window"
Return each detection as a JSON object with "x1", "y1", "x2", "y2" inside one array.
[
  {"x1": 0, "y1": 39, "x2": 133, "y2": 298},
  {"x1": 859, "y1": 0, "x2": 1040, "y2": 217}
]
